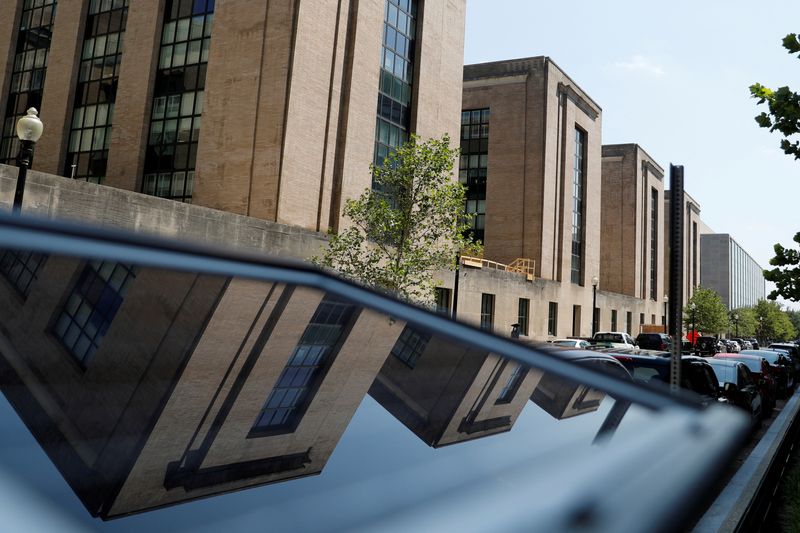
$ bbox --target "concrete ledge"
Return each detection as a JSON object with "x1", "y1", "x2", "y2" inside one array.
[{"x1": 693, "y1": 390, "x2": 800, "y2": 532}]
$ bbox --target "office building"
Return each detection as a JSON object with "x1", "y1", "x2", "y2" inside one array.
[
  {"x1": 0, "y1": 0, "x2": 466, "y2": 231},
  {"x1": 700, "y1": 233, "x2": 766, "y2": 310},
  {"x1": 600, "y1": 144, "x2": 665, "y2": 308}
]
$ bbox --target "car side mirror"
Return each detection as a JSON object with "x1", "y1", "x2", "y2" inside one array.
[{"x1": 723, "y1": 382, "x2": 737, "y2": 393}]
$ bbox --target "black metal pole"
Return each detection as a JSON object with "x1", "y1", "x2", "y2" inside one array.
[
  {"x1": 452, "y1": 253, "x2": 460, "y2": 320},
  {"x1": 668, "y1": 165, "x2": 685, "y2": 394},
  {"x1": 592, "y1": 285, "x2": 597, "y2": 336},
  {"x1": 13, "y1": 140, "x2": 34, "y2": 214}
]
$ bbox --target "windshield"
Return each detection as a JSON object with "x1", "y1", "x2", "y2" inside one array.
[
  {"x1": 594, "y1": 333, "x2": 624, "y2": 343},
  {"x1": 0, "y1": 217, "x2": 750, "y2": 532}
]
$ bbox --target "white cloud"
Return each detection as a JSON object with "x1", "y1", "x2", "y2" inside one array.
[{"x1": 614, "y1": 54, "x2": 666, "y2": 77}]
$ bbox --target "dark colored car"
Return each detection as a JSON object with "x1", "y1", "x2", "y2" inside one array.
[
  {"x1": 636, "y1": 333, "x2": 671, "y2": 351},
  {"x1": 609, "y1": 353, "x2": 722, "y2": 406},
  {"x1": 741, "y1": 349, "x2": 795, "y2": 398},
  {"x1": 714, "y1": 354, "x2": 777, "y2": 416},
  {"x1": 695, "y1": 336, "x2": 720, "y2": 356},
  {"x1": 769, "y1": 343, "x2": 800, "y2": 379},
  {"x1": 0, "y1": 213, "x2": 752, "y2": 532},
  {"x1": 748, "y1": 338, "x2": 760, "y2": 350},
  {"x1": 706, "y1": 359, "x2": 763, "y2": 425}
]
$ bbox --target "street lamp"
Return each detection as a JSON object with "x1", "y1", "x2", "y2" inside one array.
[
  {"x1": 758, "y1": 316, "x2": 764, "y2": 343},
  {"x1": 733, "y1": 313, "x2": 739, "y2": 338},
  {"x1": 663, "y1": 294, "x2": 669, "y2": 327},
  {"x1": 591, "y1": 276, "x2": 599, "y2": 336},
  {"x1": 689, "y1": 302, "x2": 697, "y2": 346},
  {"x1": 13, "y1": 108, "x2": 43, "y2": 214}
]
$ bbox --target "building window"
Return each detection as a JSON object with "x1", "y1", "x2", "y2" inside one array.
[
  {"x1": 571, "y1": 128, "x2": 586, "y2": 284},
  {"x1": 391, "y1": 325, "x2": 431, "y2": 368},
  {"x1": 692, "y1": 221, "x2": 698, "y2": 289},
  {"x1": 0, "y1": 250, "x2": 46, "y2": 297},
  {"x1": 434, "y1": 287, "x2": 451, "y2": 315},
  {"x1": 572, "y1": 305, "x2": 581, "y2": 337},
  {"x1": 460, "y1": 108, "x2": 489, "y2": 242},
  {"x1": 496, "y1": 362, "x2": 525, "y2": 404},
  {"x1": 518, "y1": 298, "x2": 530, "y2": 336},
  {"x1": 626, "y1": 311, "x2": 632, "y2": 334},
  {"x1": 548, "y1": 302, "x2": 558, "y2": 336},
  {"x1": 639, "y1": 313, "x2": 645, "y2": 329},
  {"x1": 64, "y1": 0, "x2": 129, "y2": 183},
  {"x1": 53, "y1": 261, "x2": 136, "y2": 367},
  {"x1": 480, "y1": 293, "x2": 494, "y2": 331},
  {"x1": 0, "y1": 0, "x2": 57, "y2": 164},
  {"x1": 372, "y1": 0, "x2": 417, "y2": 194},
  {"x1": 251, "y1": 295, "x2": 355, "y2": 433},
  {"x1": 611, "y1": 309, "x2": 617, "y2": 331},
  {"x1": 143, "y1": 0, "x2": 215, "y2": 202},
  {"x1": 650, "y1": 187, "x2": 658, "y2": 300},
  {"x1": 651, "y1": 314, "x2": 656, "y2": 325}
]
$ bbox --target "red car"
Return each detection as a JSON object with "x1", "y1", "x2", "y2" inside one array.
[{"x1": 714, "y1": 354, "x2": 777, "y2": 415}]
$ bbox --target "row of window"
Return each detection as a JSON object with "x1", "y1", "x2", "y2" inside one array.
[
  {"x1": 461, "y1": 109, "x2": 490, "y2": 242},
  {"x1": 0, "y1": 0, "x2": 57, "y2": 165}
]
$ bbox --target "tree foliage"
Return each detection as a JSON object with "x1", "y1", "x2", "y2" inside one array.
[
  {"x1": 750, "y1": 34, "x2": 800, "y2": 160},
  {"x1": 764, "y1": 232, "x2": 800, "y2": 302},
  {"x1": 683, "y1": 287, "x2": 729, "y2": 334},
  {"x1": 729, "y1": 307, "x2": 758, "y2": 337},
  {"x1": 314, "y1": 134, "x2": 472, "y2": 304},
  {"x1": 753, "y1": 299, "x2": 797, "y2": 342},
  {"x1": 751, "y1": 34, "x2": 800, "y2": 302}
]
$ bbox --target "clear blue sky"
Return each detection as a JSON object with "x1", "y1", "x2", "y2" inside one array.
[{"x1": 464, "y1": 0, "x2": 800, "y2": 310}]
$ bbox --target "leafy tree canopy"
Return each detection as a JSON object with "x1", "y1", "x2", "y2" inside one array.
[
  {"x1": 753, "y1": 299, "x2": 797, "y2": 342},
  {"x1": 683, "y1": 287, "x2": 728, "y2": 334},
  {"x1": 751, "y1": 34, "x2": 800, "y2": 302},
  {"x1": 764, "y1": 232, "x2": 800, "y2": 302},
  {"x1": 314, "y1": 134, "x2": 473, "y2": 304},
  {"x1": 729, "y1": 307, "x2": 757, "y2": 338}
]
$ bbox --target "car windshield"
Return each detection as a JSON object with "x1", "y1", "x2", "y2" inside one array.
[
  {"x1": 594, "y1": 333, "x2": 624, "y2": 343},
  {"x1": 0, "y1": 216, "x2": 749, "y2": 532}
]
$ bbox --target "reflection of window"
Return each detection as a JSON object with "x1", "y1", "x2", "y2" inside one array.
[
  {"x1": 54, "y1": 261, "x2": 136, "y2": 367},
  {"x1": 391, "y1": 325, "x2": 430, "y2": 368},
  {"x1": 496, "y1": 362, "x2": 525, "y2": 404},
  {"x1": 251, "y1": 296, "x2": 355, "y2": 433},
  {"x1": 0, "y1": 250, "x2": 46, "y2": 297}
]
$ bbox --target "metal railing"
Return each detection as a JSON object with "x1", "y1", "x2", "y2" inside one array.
[{"x1": 460, "y1": 255, "x2": 535, "y2": 281}]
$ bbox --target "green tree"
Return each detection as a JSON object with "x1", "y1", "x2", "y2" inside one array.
[
  {"x1": 683, "y1": 287, "x2": 728, "y2": 334},
  {"x1": 750, "y1": 34, "x2": 800, "y2": 302},
  {"x1": 763, "y1": 232, "x2": 800, "y2": 302},
  {"x1": 730, "y1": 307, "x2": 757, "y2": 337},
  {"x1": 754, "y1": 299, "x2": 798, "y2": 342},
  {"x1": 787, "y1": 309, "x2": 800, "y2": 334},
  {"x1": 314, "y1": 134, "x2": 472, "y2": 304}
]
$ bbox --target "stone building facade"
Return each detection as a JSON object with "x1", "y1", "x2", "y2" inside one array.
[
  {"x1": 700, "y1": 233, "x2": 766, "y2": 310},
  {"x1": 600, "y1": 144, "x2": 665, "y2": 307},
  {"x1": 0, "y1": 0, "x2": 466, "y2": 232}
]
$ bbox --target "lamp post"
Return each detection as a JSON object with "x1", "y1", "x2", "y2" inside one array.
[
  {"x1": 13, "y1": 108, "x2": 43, "y2": 214},
  {"x1": 689, "y1": 302, "x2": 697, "y2": 346},
  {"x1": 591, "y1": 276, "x2": 599, "y2": 336},
  {"x1": 733, "y1": 313, "x2": 739, "y2": 338},
  {"x1": 758, "y1": 316, "x2": 764, "y2": 344},
  {"x1": 663, "y1": 294, "x2": 669, "y2": 328}
]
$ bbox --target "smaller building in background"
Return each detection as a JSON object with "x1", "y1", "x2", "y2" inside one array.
[{"x1": 700, "y1": 234, "x2": 766, "y2": 310}]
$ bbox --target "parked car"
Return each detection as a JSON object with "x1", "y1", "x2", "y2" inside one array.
[
  {"x1": 741, "y1": 349, "x2": 795, "y2": 398},
  {"x1": 609, "y1": 353, "x2": 722, "y2": 406},
  {"x1": 706, "y1": 359, "x2": 763, "y2": 426},
  {"x1": 714, "y1": 354, "x2": 777, "y2": 417},
  {"x1": 769, "y1": 343, "x2": 800, "y2": 379},
  {"x1": 636, "y1": 333, "x2": 671, "y2": 351},
  {"x1": 695, "y1": 336, "x2": 720, "y2": 356},
  {"x1": 748, "y1": 338, "x2": 760, "y2": 350},
  {"x1": 591, "y1": 331, "x2": 637, "y2": 349},
  {"x1": 732, "y1": 338, "x2": 753, "y2": 351},
  {"x1": 550, "y1": 338, "x2": 592, "y2": 349}
]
